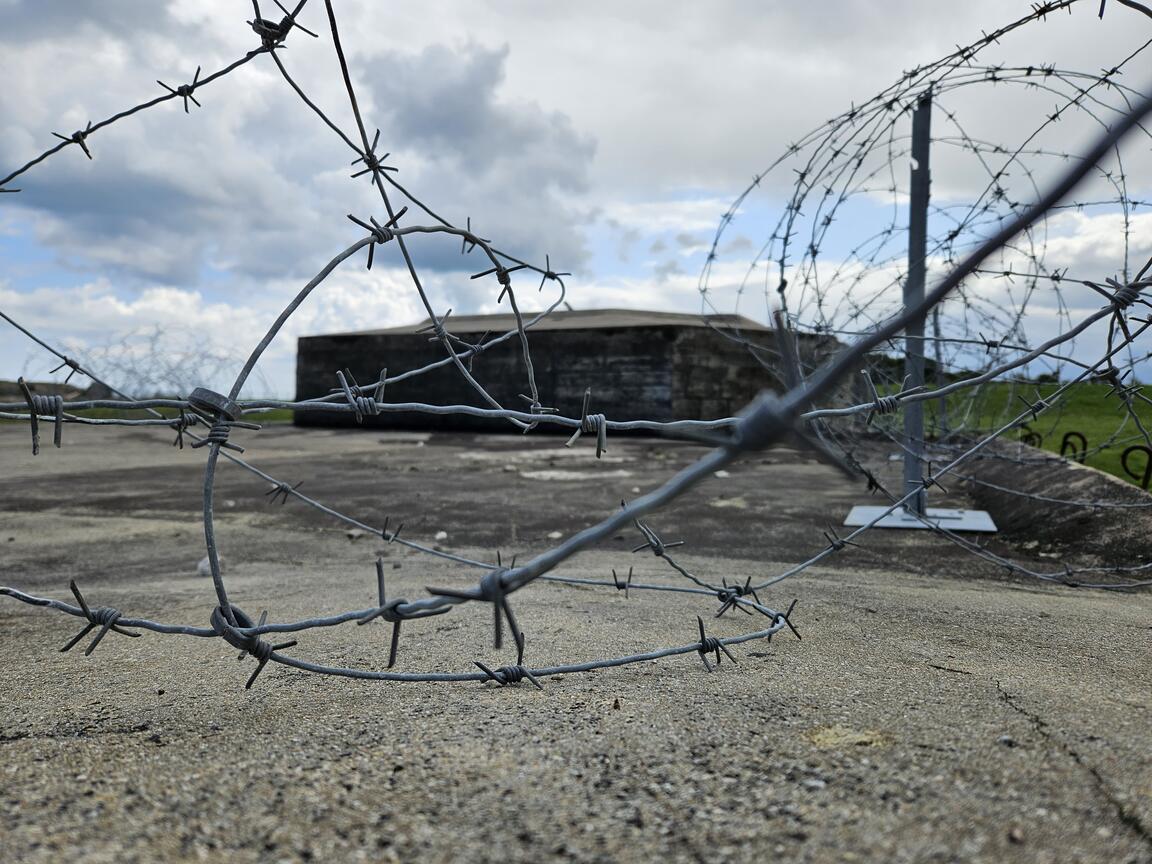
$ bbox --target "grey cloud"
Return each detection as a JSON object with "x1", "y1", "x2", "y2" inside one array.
[
  {"x1": 675, "y1": 231, "x2": 704, "y2": 251},
  {"x1": 0, "y1": 13, "x2": 597, "y2": 294},
  {"x1": 653, "y1": 258, "x2": 683, "y2": 283},
  {"x1": 355, "y1": 42, "x2": 596, "y2": 275}
]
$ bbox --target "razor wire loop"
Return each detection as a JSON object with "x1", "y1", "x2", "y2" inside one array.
[
  {"x1": 210, "y1": 605, "x2": 297, "y2": 689},
  {"x1": 59, "y1": 580, "x2": 141, "y2": 656},
  {"x1": 694, "y1": 616, "x2": 737, "y2": 672},
  {"x1": 334, "y1": 369, "x2": 381, "y2": 423},
  {"x1": 51, "y1": 123, "x2": 93, "y2": 160},
  {"x1": 17, "y1": 377, "x2": 63, "y2": 454},
  {"x1": 157, "y1": 66, "x2": 203, "y2": 113},
  {"x1": 565, "y1": 388, "x2": 607, "y2": 458}
]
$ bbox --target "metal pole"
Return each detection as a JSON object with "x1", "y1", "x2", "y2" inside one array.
[
  {"x1": 903, "y1": 90, "x2": 932, "y2": 515},
  {"x1": 932, "y1": 305, "x2": 947, "y2": 435}
]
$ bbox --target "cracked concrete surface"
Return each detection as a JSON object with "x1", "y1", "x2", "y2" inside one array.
[{"x1": 1, "y1": 424, "x2": 1150, "y2": 863}]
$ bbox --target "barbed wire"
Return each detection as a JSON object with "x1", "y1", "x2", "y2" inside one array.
[{"x1": 3, "y1": 0, "x2": 1152, "y2": 691}]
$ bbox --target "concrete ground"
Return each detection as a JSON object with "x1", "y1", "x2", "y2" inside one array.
[{"x1": 0, "y1": 422, "x2": 1149, "y2": 863}]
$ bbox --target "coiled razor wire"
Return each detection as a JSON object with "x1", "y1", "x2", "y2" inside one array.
[{"x1": 2, "y1": 0, "x2": 1152, "y2": 691}]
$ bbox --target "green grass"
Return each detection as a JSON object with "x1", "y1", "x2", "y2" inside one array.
[{"x1": 920, "y1": 381, "x2": 1152, "y2": 486}]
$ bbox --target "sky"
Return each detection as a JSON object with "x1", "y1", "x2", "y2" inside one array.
[{"x1": 1, "y1": 0, "x2": 1151, "y2": 397}]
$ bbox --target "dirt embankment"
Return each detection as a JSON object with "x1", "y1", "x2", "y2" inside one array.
[{"x1": 962, "y1": 439, "x2": 1152, "y2": 567}]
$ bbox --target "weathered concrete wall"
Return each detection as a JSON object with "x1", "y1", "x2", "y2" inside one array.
[
  {"x1": 671, "y1": 328, "x2": 778, "y2": 420},
  {"x1": 295, "y1": 326, "x2": 677, "y2": 431},
  {"x1": 296, "y1": 324, "x2": 836, "y2": 431}
]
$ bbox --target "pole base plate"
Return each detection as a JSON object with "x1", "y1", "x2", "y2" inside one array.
[{"x1": 843, "y1": 505, "x2": 997, "y2": 533}]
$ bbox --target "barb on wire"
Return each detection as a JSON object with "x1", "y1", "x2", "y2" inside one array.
[
  {"x1": 60, "y1": 581, "x2": 141, "y2": 656},
  {"x1": 157, "y1": 66, "x2": 203, "y2": 113},
  {"x1": 565, "y1": 388, "x2": 607, "y2": 458},
  {"x1": 17, "y1": 377, "x2": 63, "y2": 454},
  {"x1": 358, "y1": 558, "x2": 450, "y2": 667},
  {"x1": 695, "y1": 615, "x2": 737, "y2": 671}
]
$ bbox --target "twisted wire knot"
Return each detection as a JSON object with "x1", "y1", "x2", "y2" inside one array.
[
  {"x1": 52, "y1": 123, "x2": 94, "y2": 159},
  {"x1": 1110, "y1": 280, "x2": 1143, "y2": 309},
  {"x1": 18, "y1": 377, "x2": 63, "y2": 454},
  {"x1": 428, "y1": 569, "x2": 523, "y2": 654},
  {"x1": 360, "y1": 557, "x2": 449, "y2": 668},
  {"x1": 158, "y1": 67, "x2": 202, "y2": 113},
  {"x1": 190, "y1": 421, "x2": 241, "y2": 452},
  {"x1": 210, "y1": 606, "x2": 297, "y2": 689},
  {"x1": 565, "y1": 388, "x2": 607, "y2": 458},
  {"x1": 29, "y1": 393, "x2": 64, "y2": 416},
  {"x1": 359, "y1": 597, "x2": 408, "y2": 625},
  {"x1": 715, "y1": 576, "x2": 770, "y2": 618},
  {"x1": 186, "y1": 386, "x2": 258, "y2": 451},
  {"x1": 474, "y1": 661, "x2": 544, "y2": 690},
  {"x1": 694, "y1": 615, "x2": 737, "y2": 672},
  {"x1": 353, "y1": 395, "x2": 379, "y2": 417},
  {"x1": 477, "y1": 569, "x2": 507, "y2": 603},
  {"x1": 333, "y1": 369, "x2": 384, "y2": 423},
  {"x1": 716, "y1": 586, "x2": 742, "y2": 604},
  {"x1": 60, "y1": 580, "x2": 140, "y2": 656},
  {"x1": 265, "y1": 479, "x2": 303, "y2": 505},
  {"x1": 631, "y1": 518, "x2": 684, "y2": 559},
  {"x1": 169, "y1": 410, "x2": 198, "y2": 449},
  {"x1": 350, "y1": 131, "x2": 399, "y2": 184},
  {"x1": 493, "y1": 665, "x2": 527, "y2": 683},
  {"x1": 49, "y1": 356, "x2": 82, "y2": 383},
  {"x1": 871, "y1": 394, "x2": 899, "y2": 415},
  {"x1": 88, "y1": 606, "x2": 122, "y2": 628},
  {"x1": 699, "y1": 636, "x2": 723, "y2": 654},
  {"x1": 581, "y1": 412, "x2": 606, "y2": 435}
]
